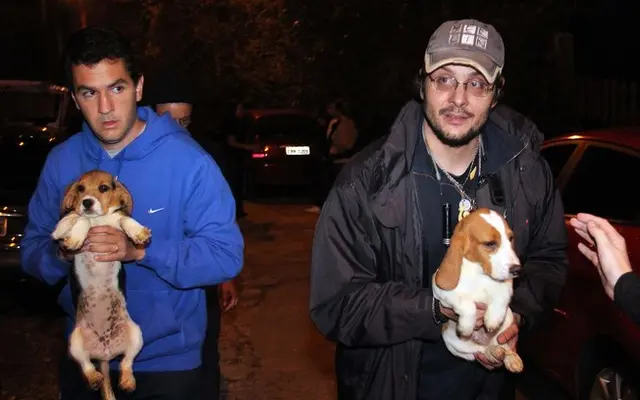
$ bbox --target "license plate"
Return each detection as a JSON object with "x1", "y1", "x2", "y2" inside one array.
[
  {"x1": 285, "y1": 146, "x2": 310, "y2": 156},
  {"x1": 0, "y1": 217, "x2": 6, "y2": 237}
]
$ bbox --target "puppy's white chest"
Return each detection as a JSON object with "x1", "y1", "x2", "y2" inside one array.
[
  {"x1": 74, "y1": 214, "x2": 124, "y2": 289},
  {"x1": 457, "y1": 265, "x2": 511, "y2": 303},
  {"x1": 75, "y1": 254, "x2": 121, "y2": 289},
  {"x1": 89, "y1": 213, "x2": 122, "y2": 228}
]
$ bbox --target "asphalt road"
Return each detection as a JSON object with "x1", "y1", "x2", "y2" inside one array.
[{"x1": 0, "y1": 201, "x2": 566, "y2": 400}]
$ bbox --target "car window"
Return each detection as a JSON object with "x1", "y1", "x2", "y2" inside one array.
[
  {"x1": 253, "y1": 115, "x2": 323, "y2": 141},
  {"x1": 541, "y1": 143, "x2": 578, "y2": 179},
  {"x1": 561, "y1": 145, "x2": 640, "y2": 223},
  {"x1": 0, "y1": 85, "x2": 67, "y2": 125}
]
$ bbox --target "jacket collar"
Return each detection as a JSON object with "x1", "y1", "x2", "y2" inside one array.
[
  {"x1": 370, "y1": 101, "x2": 543, "y2": 227},
  {"x1": 369, "y1": 101, "x2": 423, "y2": 228}
]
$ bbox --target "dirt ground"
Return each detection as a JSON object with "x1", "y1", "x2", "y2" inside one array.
[{"x1": 0, "y1": 202, "x2": 551, "y2": 400}]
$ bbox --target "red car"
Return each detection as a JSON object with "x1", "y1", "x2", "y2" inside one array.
[{"x1": 521, "y1": 128, "x2": 640, "y2": 400}]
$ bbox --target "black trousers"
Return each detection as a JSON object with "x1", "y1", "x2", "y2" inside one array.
[
  {"x1": 59, "y1": 356, "x2": 202, "y2": 400},
  {"x1": 201, "y1": 285, "x2": 222, "y2": 400},
  {"x1": 312, "y1": 159, "x2": 344, "y2": 207},
  {"x1": 418, "y1": 340, "x2": 515, "y2": 400}
]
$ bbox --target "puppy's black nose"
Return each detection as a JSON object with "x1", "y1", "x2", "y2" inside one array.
[
  {"x1": 509, "y1": 264, "x2": 522, "y2": 278},
  {"x1": 82, "y1": 198, "x2": 94, "y2": 209}
]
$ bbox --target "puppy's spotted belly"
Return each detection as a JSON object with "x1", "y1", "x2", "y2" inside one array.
[
  {"x1": 77, "y1": 287, "x2": 130, "y2": 360},
  {"x1": 470, "y1": 327, "x2": 494, "y2": 346}
]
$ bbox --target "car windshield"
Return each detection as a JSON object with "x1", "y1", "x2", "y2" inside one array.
[
  {"x1": 0, "y1": 83, "x2": 65, "y2": 126},
  {"x1": 0, "y1": 83, "x2": 67, "y2": 203},
  {"x1": 252, "y1": 115, "x2": 323, "y2": 141}
]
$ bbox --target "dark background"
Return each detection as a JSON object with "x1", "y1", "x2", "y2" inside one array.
[{"x1": 2, "y1": 0, "x2": 638, "y2": 140}]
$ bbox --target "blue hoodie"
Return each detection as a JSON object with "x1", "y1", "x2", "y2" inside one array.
[{"x1": 21, "y1": 107, "x2": 244, "y2": 372}]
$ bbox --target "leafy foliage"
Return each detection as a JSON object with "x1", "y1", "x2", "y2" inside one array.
[{"x1": 37, "y1": 0, "x2": 589, "y2": 133}]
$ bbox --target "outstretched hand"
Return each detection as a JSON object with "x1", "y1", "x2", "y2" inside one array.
[{"x1": 570, "y1": 213, "x2": 632, "y2": 300}]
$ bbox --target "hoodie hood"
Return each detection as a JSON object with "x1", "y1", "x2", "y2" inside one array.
[{"x1": 81, "y1": 106, "x2": 187, "y2": 163}]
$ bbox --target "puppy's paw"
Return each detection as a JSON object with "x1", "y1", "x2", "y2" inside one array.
[
  {"x1": 119, "y1": 369, "x2": 136, "y2": 392},
  {"x1": 486, "y1": 345, "x2": 506, "y2": 365},
  {"x1": 85, "y1": 370, "x2": 104, "y2": 390},
  {"x1": 483, "y1": 309, "x2": 506, "y2": 333},
  {"x1": 51, "y1": 226, "x2": 65, "y2": 241},
  {"x1": 63, "y1": 235, "x2": 85, "y2": 251},
  {"x1": 456, "y1": 326, "x2": 473, "y2": 339},
  {"x1": 504, "y1": 351, "x2": 524, "y2": 373},
  {"x1": 456, "y1": 319, "x2": 475, "y2": 338},
  {"x1": 132, "y1": 227, "x2": 151, "y2": 245},
  {"x1": 63, "y1": 217, "x2": 90, "y2": 250}
]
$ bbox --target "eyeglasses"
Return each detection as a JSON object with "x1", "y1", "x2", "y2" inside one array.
[{"x1": 427, "y1": 75, "x2": 494, "y2": 98}]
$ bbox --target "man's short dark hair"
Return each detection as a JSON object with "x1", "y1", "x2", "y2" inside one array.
[
  {"x1": 142, "y1": 63, "x2": 194, "y2": 107},
  {"x1": 63, "y1": 26, "x2": 141, "y2": 89},
  {"x1": 329, "y1": 98, "x2": 353, "y2": 119}
]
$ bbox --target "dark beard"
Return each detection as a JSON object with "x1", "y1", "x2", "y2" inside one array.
[{"x1": 424, "y1": 105, "x2": 485, "y2": 148}]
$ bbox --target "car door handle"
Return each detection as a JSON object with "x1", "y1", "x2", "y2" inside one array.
[{"x1": 553, "y1": 308, "x2": 568, "y2": 318}]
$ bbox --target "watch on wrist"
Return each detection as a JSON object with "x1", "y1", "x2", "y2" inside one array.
[
  {"x1": 431, "y1": 297, "x2": 449, "y2": 325},
  {"x1": 516, "y1": 313, "x2": 527, "y2": 330}
]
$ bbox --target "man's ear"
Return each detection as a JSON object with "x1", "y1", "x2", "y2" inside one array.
[
  {"x1": 491, "y1": 76, "x2": 506, "y2": 108},
  {"x1": 136, "y1": 75, "x2": 144, "y2": 102}
]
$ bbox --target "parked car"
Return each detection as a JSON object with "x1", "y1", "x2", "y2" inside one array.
[
  {"x1": 521, "y1": 128, "x2": 640, "y2": 400},
  {"x1": 0, "y1": 80, "x2": 73, "y2": 270},
  {"x1": 240, "y1": 109, "x2": 325, "y2": 197}
]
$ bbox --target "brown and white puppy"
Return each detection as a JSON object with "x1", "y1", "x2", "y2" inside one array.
[
  {"x1": 432, "y1": 208, "x2": 524, "y2": 373},
  {"x1": 51, "y1": 170, "x2": 151, "y2": 399}
]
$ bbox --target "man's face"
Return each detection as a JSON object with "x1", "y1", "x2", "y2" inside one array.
[
  {"x1": 423, "y1": 64, "x2": 494, "y2": 147},
  {"x1": 156, "y1": 102, "x2": 192, "y2": 128},
  {"x1": 71, "y1": 58, "x2": 143, "y2": 148}
]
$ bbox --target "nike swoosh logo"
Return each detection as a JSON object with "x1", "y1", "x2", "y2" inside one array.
[{"x1": 148, "y1": 207, "x2": 165, "y2": 214}]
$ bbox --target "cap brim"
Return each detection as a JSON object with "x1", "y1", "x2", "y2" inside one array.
[{"x1": 425, "y1": 49, "x2": 501, "y2": 84}]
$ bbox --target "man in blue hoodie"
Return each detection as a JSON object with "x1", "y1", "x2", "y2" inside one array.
[
  {"x1": 20, "y1": 27, "x2": 244, "y2": 399},
  {"x1": 143, "y1": 64, "x2": 239, "y2": 400}
]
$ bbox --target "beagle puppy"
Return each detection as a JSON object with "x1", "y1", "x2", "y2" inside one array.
[
  {"x1": 52, "y1": 170, "x2": 151, "y2": 399},
  {"x1": 432, "y1": 208, "x2": 524, "y2": 373}
]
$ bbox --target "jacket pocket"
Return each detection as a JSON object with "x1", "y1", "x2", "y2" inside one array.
[
  {"x1": 336, "y1": 346, "x2": 378, "y2": 397},
  {"x1": 126, "y1": 289, "x2": 184, "y2": 358}
]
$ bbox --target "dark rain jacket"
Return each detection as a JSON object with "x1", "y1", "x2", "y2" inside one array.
[{"x1": 309, "y1": 100, "x2": 569, "y2": 400}]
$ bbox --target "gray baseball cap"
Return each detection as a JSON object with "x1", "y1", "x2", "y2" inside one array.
[{"x1": 425, "y1": 19, "x2": 505, "y2": 84}]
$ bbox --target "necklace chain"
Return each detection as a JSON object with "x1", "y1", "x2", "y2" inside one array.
[
  {"x1": 422, "y1": 123, "x2": 483, "y2": 223},
  {"x1": 422, "y1": 123, "x2": 482, "y2": 204}
]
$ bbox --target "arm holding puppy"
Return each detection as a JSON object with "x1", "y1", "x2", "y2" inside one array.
[
  {"x1": 570, "y1": 213, "x2": 640, "y2": 325},
  {"x1": 86, "y1": 156, "x2": 244, "y2": 289}
]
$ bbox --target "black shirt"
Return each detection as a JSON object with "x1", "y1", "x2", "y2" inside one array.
[
  {"x1": 412, "y1": 123, "x2": 500, "y2": 400},
  {"x1": 411, "y1": 128, "x2": 479, "y2": 287}
]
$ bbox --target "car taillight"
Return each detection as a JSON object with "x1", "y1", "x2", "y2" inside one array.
[{"x1": 252, "y1": 146, "x2": 270, "y2": 159}]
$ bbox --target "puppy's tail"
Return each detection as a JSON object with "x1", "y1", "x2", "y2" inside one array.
[{"x1": 99, "y1": 360, "x2": 116, "y2": 400}]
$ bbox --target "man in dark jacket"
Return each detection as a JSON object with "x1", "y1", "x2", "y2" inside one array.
[{"x1": 309, "y1": 19, "x2": 569, "y2": 400}]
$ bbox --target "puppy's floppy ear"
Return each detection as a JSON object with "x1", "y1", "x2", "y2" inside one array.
[
  {"x1": 61, "y1": 182, "x2": 79, "y2": 215},
  {"x1": 114, "y1": 180, "x2": 133, "y2": 215},
  {"x1": 434, "y1": 227, "x2": 468, "y2": 291}
]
